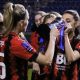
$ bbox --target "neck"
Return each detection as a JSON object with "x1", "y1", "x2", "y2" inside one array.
[{"x1": 12, "y1": 27, "x2": 19, "y2": 35}]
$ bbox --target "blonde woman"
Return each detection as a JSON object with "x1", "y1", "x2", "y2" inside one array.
[{"x1": 2, "y1": 2, "x2": 59, "y2": 80}]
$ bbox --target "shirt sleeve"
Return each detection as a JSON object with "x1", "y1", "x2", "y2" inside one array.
[{"x1": 10, "y1": 37, "x2": 38, "y2": 61}]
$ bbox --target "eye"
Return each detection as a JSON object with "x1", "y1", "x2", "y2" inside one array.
[{"x1": 66, "y1": 18, "x2": 71, "y2": 23}]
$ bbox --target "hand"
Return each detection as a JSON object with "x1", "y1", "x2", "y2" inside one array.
[
  {"x1": 64, "y1": 23, "x2": 73, "y2": 35},
  {"x1": 50, "y1": 27, "x2": 59, "y2": 38},
  {"x1": 32, "y1": 62, "x2": 40, "y2": 74}
]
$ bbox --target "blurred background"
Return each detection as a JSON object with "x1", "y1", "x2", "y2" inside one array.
[
  {"x1": 0, "y1": 0, "x2": 80, "y2": 30},
  {"x1": 0, "y1": 0, "x2": 80, "y2": 14}
]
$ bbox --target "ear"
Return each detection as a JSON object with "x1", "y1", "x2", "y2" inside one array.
[
  {"x1": 19, "y1": 20, "x2": 24, "y2": 27},
  {"x1": 20, "y1": 20, "x2": 24, "y2": 26}
]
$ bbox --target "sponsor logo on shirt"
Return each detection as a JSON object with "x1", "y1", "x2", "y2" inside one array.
[{"x1": 56, "y1": 53, "x2": 67, "y2": 70}]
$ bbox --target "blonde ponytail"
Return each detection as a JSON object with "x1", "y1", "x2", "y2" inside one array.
[
  {"x1": 3, "y1": 2, "x2": 28, "y2": 36},
  {"x1": 3, "y1": 2, "x2": 14, "y2": 36}
]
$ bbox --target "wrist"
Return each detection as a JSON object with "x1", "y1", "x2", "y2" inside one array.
[
  {"x1": 50, "y1": 36, "x2": 56, "y2": 41},
  {"x1": 64, "y1": 33, "x2": 69, "y2": 39},
  {"x1": 53, "y1": 36, "x2": 56, "y2": 40},
  {"x1": 64, "y1": 33, "x2": 68, "y2": 36},
  {"x1": 64, "y1": 32, "x2": 68, "y2": 34}
]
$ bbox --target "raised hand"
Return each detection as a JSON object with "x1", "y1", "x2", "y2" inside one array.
[
  {"x1": 64, "y1": 23, "x2": 73, "y2": 35},
  {"x1": 50, "y1": 27, "x2": 59, "y2": 39}
]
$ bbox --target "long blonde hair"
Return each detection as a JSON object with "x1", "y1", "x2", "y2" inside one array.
[{"x1": 3, "y1": 2, "x2": 29, "y2": 36}]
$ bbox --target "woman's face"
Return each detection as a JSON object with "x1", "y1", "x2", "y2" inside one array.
[
  {"x1": 45, "y1": 15, "x2": 56, "y2": 24},
  {"x1": 24, "y1": 19, "x2": 28, "y2": 32},
  {"x1": 45, "y1": 17, "x2": 55, "y2": 24},
  {"x1": 19, "y1": 18, "x2": 29, "y2": 33},
  {"x1": 35, "y1": 14, "x2": 42, "y2": 27},
  {"x1": 23, "y1": 11, "x2": 29, "y2": 32},
  {"x1": 62, "y1": 13, "x2": 76, "y2": 29}
]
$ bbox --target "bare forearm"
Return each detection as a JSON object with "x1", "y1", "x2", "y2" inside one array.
[
  {"x1": 36, "y1": 37, "x2": 56, "y2": 65},
  {"x1": 36, "y1": 27, "x2": 59, "y2": 65},
  {"x1": 45, "y1": 36, "x2": 56, "y2": 62},
  {"x1": 65, "y1": 34, "x2": 80, "y2": 62}
]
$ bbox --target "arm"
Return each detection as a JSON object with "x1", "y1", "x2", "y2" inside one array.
[
  {"x1": 64, "y1": 23, "x2": 80, "y2": 63},
  {"x1": 36, "y1": 27, "x2": 59, "y2": 65},
  {"x1": 65, "y1": 34, "x2": 80, "y2": 63},
  {"x1": 11, "y1": 28, "x2": 58, "y2": 65}
]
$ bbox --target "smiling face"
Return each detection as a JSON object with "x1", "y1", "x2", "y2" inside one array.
[{"x1": 35, "y1": 14, "x2": 42, "y2": 27}]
